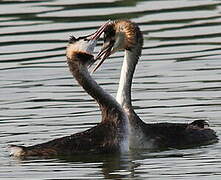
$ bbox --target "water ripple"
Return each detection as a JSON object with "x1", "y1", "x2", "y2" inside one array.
[{"x1": 1, "y1": 0, "x2": 221, "y2": 179}]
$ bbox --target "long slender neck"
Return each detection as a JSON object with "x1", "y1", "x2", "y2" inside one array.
[
  {"x1": 116, "y1": 49, "x2": 138, "y2": 110},
  {"x1": 116, "y1": 49, "x2": 145, "y2": 129},
  {"x1": 68, "y1": 58, "x2": 125, "y2": 123}
]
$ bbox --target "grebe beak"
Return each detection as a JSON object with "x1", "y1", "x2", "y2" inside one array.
[
  {"x1": 91, "y1": 39, "x2": 115, "y2": 73},
  {"x1": 87, "y1": 20, "x2": 111, "y2": 41}
]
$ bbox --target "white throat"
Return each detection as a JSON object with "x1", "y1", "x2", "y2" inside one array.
[{"x1": 116, "y1": 50, "x2": 136, "y2": 108}]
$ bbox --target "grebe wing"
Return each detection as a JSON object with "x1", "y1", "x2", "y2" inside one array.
[{"x1": 9, "y1": 122, "x2": 120, "y2": 157}]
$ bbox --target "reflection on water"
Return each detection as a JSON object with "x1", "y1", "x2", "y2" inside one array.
[{"x1": 1, "y1": 0, "x2": 221, "y2": 179}]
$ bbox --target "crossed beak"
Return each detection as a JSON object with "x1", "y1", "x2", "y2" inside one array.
[
  {"x1": 90, "y1": 39, "x2": 114, "y2": 73},
  {"x1": 90, "y1": 37, "x2": 115, "y2": 73},
  {"x1": 84, "y1": 20, "x2": 115, "y2": 73},
  {"x1": 87, "y1": 20, "x2": 111, "y2": 41}
]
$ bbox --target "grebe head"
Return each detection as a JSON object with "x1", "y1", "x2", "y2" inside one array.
[
  {"x1": 92, "y1": 19, "x2": 143, "y2": 72},
  {"x1": 66, "y1": 20, "x2": 111, "y2": 67}
]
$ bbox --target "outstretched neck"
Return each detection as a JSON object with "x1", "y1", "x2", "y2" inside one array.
[
  {"x1": 67, "y1": 57, "x2": 124, "y2": 123},
  {"x1": 116, "y1": 49, "x2": 138, "y2": 110}
]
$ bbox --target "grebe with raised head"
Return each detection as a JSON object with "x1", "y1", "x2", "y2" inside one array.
[
  {"x1": 9, "y1": 21, "x2": 129, "y2": 157},
  {"x1": 92, "y1": 19, "x2": 218, "y2": 149}
]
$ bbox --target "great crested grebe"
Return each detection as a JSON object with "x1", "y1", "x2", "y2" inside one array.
[
  {"x1": 9, "y1": 21, "x2": 129, "y2": 157},
  {"x1": 92, "y1": 19, "x2": 218, "y2": 149}
]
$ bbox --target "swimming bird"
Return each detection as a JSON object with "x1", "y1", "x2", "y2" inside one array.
[
  {"x1": 9, "y1": 21, "x2": 129, "y2": 157},
  {"x1": 92, "y1": 19, "x2": 218, "y2": 149}
]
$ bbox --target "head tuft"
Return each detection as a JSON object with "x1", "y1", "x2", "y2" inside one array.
[
  {"x1": 110, "y1": 20, "x2": 143, "y2": 55},
  {"x1": 69, "y1": 35, "x2": 77, "y2": 43}
]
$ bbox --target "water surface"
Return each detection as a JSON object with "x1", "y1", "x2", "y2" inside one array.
[{"x1": 1, "y1": 0, "x2": 221, "y2": 179}]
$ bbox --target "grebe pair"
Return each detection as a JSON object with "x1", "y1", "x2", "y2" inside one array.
[{"x1": 9, "y1": 20, "x2": 218, "y2": 157}]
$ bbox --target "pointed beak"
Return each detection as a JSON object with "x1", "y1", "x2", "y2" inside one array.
[
  {"x1": 87, "y1": 20, "x2": 111, "y2": 41},
  {"x1": 91, "y1": 40, "x2": 115, "y2": 73}
]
